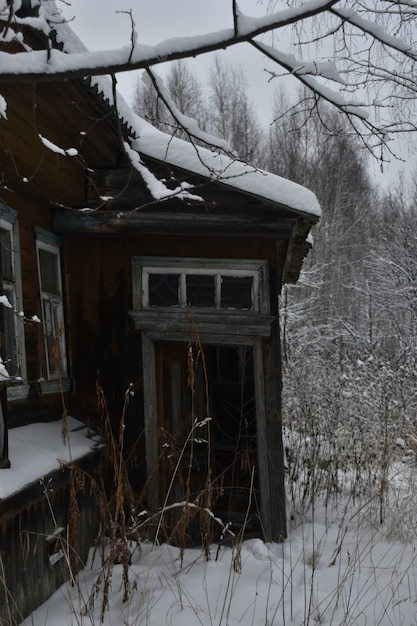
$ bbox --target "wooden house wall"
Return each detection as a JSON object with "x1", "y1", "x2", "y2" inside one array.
[
  {"x1": 0, "y1": 461, "x2": 100, "y2": 625},
  {"x1": 64, "y1": 232, "x2": 280, "y2": 416},
  {"x1": 0, "y1": 79, "x2": 125, "y2": 425},
  {"x1": 0, "y1": 69, "x2": 296, "y2": 607},
  {"x1": 0, "y1": 77, "x2": 120, "y2": 623},
  {"x1": 0, "y1": 128, "x2": 70, "y2": 422},
  {"x1": 63, "y1": 232, "x2": 282, "y2": 499}
]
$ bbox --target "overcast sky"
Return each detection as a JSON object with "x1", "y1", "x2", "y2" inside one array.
[{"x1": 60, "y1": 0, "x2": 285, "y2": 121}]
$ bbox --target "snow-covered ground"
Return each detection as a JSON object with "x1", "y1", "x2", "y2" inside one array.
[
  {"x1": 5, "y1": 418, "x2": 416, "y2": 625},
  {"x1": 18, "y1": 490, "x2": 417, "y2": 626}
]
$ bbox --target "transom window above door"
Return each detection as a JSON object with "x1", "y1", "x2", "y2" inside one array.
[{"x1": 132, "y1": 257, "x2": 270, "y2": 314}]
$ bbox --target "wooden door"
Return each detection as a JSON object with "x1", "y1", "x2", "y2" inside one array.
[{"x1": 155, "y1": 341, "x2": 210, "y2": 507}]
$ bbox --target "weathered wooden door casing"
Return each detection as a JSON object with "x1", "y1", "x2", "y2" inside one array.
[{"x1": 147, "y1": 339, "x2": 264, "y2": 540}]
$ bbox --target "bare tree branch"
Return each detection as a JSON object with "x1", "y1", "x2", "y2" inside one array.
[
  {"x1": 0, "y1": 0, "x2": 340, "y2": 83},
  {"x1": 2, "y1": 0, "x2": 417, "y2": 159}
]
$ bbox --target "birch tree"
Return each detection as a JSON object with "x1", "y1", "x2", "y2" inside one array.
[
  {"x1": 207, "y1": 56, "x2": 264, "y2": 163},
  {"x1": 270, "y1": 95, "x2": 375, "y2": 357}
]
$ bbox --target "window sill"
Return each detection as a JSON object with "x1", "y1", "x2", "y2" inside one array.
[
  {"x1": 7, "y1": 384, "x2": 30, "y2": 401},
  {"x1": 6, "y1": 379, "x2": 72, "y2": 401},
  {"x1": 40, "y1": 379, "x2": 71, "y2": 395}
]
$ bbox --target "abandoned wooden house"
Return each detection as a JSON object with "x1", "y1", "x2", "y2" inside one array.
[{"x1": 0, "y1": 4, "x2": 321, "y2": 623}]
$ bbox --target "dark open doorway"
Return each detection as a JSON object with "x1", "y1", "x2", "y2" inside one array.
[{"x1": 155, "y1": 341, "x2": 261, "y2": 537}]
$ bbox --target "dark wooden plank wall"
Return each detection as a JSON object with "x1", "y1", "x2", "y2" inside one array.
[
  {"x1": 64, "y1": 233, "x2": 279, "y2": 417},
  {"x1": 0, "y1": 461, "x2": 100, "y2": 625},
  {"x1": 0, "y1": 78, "x2": 125, "y2": 425}
]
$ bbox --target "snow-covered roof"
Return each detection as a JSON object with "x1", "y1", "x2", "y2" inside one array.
[{"x1": 45, "y1": 1, "x2": 321, "y2": 219}]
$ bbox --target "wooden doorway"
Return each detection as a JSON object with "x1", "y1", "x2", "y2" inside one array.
[
  {"x1": 210, "y1": 345, "x2": 259, "y2": 533},
  {"x1": 154, "y1": 341, "x2": 260, "y2": 535},
  {"x1": 155, "y1": 341, "x2": 209, "y2": 507}
]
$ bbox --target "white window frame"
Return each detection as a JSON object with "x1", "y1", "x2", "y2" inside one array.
[
  {"x1": 133, "y1": 257, "x2": 270, "y2": 315},
  {"x1": 36, "y1": 229, "x2": 67, "y2": 382},
  {"x1": 0, "y1": 204, "x2": 27, "y2": 399}
]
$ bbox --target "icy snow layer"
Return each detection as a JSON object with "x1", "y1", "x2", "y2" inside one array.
[{"x1": 0, "y1": 417, "x2": 99, "y2": 499}]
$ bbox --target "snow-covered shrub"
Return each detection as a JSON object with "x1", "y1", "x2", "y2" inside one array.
[{"x1": 282, "y1": 347, "x2": 417, "y2": 534}]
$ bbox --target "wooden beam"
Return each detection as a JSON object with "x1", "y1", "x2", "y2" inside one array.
[
  {"x1": 129, "y1": 311, "x2": 276, "y2": 338},
  {"x1": 141, "y1": 332, "x2": 160, "y2": 512},
  {"x1": 54, "y1": 209, "x2": 294, "y2": 238}
]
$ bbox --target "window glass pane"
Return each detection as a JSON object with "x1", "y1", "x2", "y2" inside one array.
[
  {"x1": 39, "y1": 248, "x2": 60, "y2": 295},
  {"x1": 0, "y1": 229, "x2": 13, "y2": 282},
  {"x1": 42, "y1": 299, "x2": 55, "y2": 376},
  {"x1": 186, "y1": 274, "x2": 215, "y2": 308},
  {"x1": 148, "y1": 273, "x2": 179, "y2": 306},
  {"x1": 43, "y1": 298, "x2": 64, "y2": 378},
  {"x1": 221, "y1": 276, "x2": 253, "y2": 309},
  {"x1": 0, "y1": 300, "x2": 17, "y2": 375}
]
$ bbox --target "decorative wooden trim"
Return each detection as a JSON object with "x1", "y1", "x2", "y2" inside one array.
[
  {"x1": 0, "y1": 202, "x2": 18, "y2": 224},
  {"x1": 130, "y1": 310, "x2": 275, "y2": 338},
  {"x1": 34, "y1": 227, "x2": 62, "y2": 246},
  {"x1": 54, "y1": 209, "x2": 295, "y2": 238},
  {"x1": 253, "y1": 340, "x2": 271, "y2": 538}
]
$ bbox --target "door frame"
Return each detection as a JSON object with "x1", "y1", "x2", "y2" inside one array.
[{"x1": 141, "y1": 331, "x2": 269, "y2": 524}]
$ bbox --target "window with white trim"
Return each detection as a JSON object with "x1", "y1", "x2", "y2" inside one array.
[
  {"x1": 36, "y1": 231, "x2": 67, "y2": 380},
  {"x1": 133, "y1": 257, "x2": 270, "y2": 314},
  {"x1": 0, "y1": 206, "x2": 26, "y2": 381}
]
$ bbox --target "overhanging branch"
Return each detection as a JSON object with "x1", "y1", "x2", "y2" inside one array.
[{"x1": 0, "y1": 0, "x2": 338, "y2": 83}]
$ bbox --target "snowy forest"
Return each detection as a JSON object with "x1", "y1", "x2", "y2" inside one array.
[{"x1": 4, "y1": 0, "x2": 417, "y2": 623}]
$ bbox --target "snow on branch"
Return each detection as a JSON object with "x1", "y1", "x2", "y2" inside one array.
[
  {"x1": 254, "y1": 41, "x2": 368, "y2": 120},
  {"x1": 1, "y1": 1, "x2": 417, "y2": 157},
  {"x1": 331, "y1": 6, "x2": 417, "y2": 61},
  {"x1": 0, "y1": 0, "x2": 55, "y2": 44},
  {"x1": 0, "y1": 94, "x2": 7, "y2": 119},
  {"x1": 39, "y1": 134, "x2": 78, "y2": 156},
  {"x1": 0, "y1": 1, "x2": 346, "y2": 83}
]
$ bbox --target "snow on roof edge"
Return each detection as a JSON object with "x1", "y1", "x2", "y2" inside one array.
[{"x1": 46, "y1": 0, "x2": 321, "y2": 219}]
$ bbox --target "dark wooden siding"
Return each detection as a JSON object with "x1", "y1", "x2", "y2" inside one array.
[
  {"x1": 64, "y1": 233, "x2": 279, "y2": 417},
  {"x1": 0, "y1": 78, "x2": 126, "y2": 425},
  {"x1": 0, "y1": 456, "x2": 100, "y2": 625}
]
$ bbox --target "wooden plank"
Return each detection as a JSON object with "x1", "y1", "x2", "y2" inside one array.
[
  {"x1": 54, "y1": 209, "x2": 294, "y2": 238},
  {"x1": 129, "y1": 310, "x2": 275, "y2": 337},
  {"x1": 260, "y1": 326, "x2": 287, "y2": 541}
]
